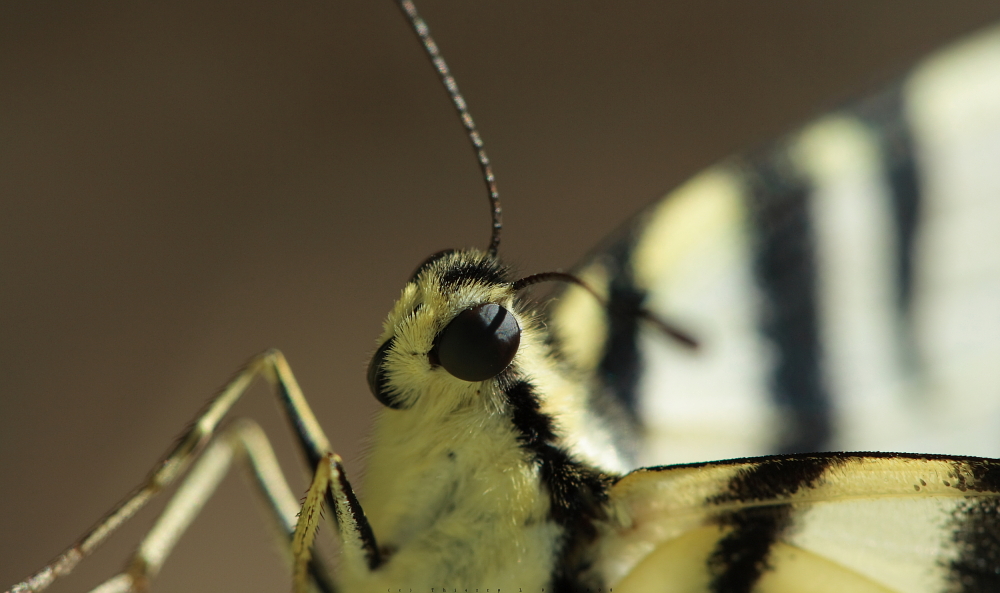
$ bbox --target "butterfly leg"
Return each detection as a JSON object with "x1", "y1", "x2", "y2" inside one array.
[
  {"x1": 292, "y1": 452, "x2": 377, "y2": 593},
  {"x1": 6, "y1": 349, "x2": 341, "y2": 593},
  {"x1": 83, "y1": 418, "x2": 334, "y2": 593}
]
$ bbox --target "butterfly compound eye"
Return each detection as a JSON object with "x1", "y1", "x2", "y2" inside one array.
[
  {"x1": 368, "y1": 338, "x2": 406, "y2": 409},
  {"x1": 433, "y1": 304, "x2": 521, "y2": 382}
]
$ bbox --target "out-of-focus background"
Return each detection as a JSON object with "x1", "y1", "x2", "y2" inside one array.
[{"x1": 4, "y1": 2, "x2": 1000, "y2": 591}]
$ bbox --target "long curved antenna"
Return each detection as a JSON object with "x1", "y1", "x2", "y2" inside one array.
[
  {"x1": 397, "y1": 0, "x2": 502, "y2": 256},
  {"x1": 513, "y1": 271, "x2": 700, "y2": 350}
]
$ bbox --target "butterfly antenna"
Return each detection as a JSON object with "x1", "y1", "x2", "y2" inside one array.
[
  {"x1": 513, "y1": 272, "x2": 700, "y2": 350},
  {"x1": 397, "y1": 0, "x2": 502, "y2": 257}
]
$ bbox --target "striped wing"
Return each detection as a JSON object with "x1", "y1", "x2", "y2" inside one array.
[
  {"x1": 549, "y1": 24, "x2": 1000, "y2": 467},
  {"x1": 591, "y1": 453, "x2": 1000, "y2": 592}
]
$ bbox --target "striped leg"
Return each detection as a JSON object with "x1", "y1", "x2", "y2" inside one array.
[
  {"x1": 292, "y1": 453, "x2": 376, "y2": 593},
  {"x1": 6, "y1": 350, "x2": 337, "y2": 593}
]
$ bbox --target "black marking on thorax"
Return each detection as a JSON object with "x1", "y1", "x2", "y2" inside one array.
[
  {"x1": 438, "y1": 257, "x2": 508, "y2": 287},
  {"x1": 502, "y1": 377, "x2": 614, "y2": 592},
  {"x1": 410, "y1": 249, "x2": 457, "y2": 282},
  {"x1": 428, "y1": 251, "x2": 615, "y2": 589}
]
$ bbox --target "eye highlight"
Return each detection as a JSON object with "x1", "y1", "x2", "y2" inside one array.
[{"x1": 431, "y1": 303, "x2": 521, "y2": 382}]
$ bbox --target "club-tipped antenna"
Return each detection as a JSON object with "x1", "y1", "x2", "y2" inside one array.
[{"x1": 397, "y1": 0, "x2": 502, "y2": 257}]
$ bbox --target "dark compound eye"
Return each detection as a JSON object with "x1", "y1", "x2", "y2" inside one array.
[
  {"x1": 367, "y1": 338, "x2": 406, "y2": 409},
  {"x1": 431, "y1": 303, "x2": 521, "y2": 382}
]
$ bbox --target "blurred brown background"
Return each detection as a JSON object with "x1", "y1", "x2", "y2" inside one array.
[{"x1": 4, "y1": 2, "x2": 1000, "y2": 591}]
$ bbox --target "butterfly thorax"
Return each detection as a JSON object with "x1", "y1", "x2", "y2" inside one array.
[{"x1": 347, "y1": 249, "x2": 621, "y2": 590}]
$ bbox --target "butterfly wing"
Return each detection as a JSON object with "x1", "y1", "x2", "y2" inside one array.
[
  {"x1": 590, "y1": 453, "x2": 1000, "y2": 592},
  {"x1": 549, "y1": 23, "x2": 1000, "y2": 468}
]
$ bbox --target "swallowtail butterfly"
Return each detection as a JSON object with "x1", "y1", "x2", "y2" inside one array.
[{"x1": 4, "y1": 2, "x2": 1000, "y2": 592}]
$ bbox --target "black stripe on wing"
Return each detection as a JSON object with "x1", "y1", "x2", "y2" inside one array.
[
  {"x1": 741, "y1": 151, "x2": 831, "y2": 454},
  {"x1": 706, "y1": 455, "x2": 831, "y2": 592},
  {"x1": 598, "y1": 452, "x2": 1000, "y2": 592},
  {"x1": 740, "y1": 84, "x2": 923, "y2": 455},
  {"x1": 597, "y1": 239, "x2": 646, "y2": 421},
  {"x1": 947, "y1": 459, "x2": 1000, "y2": 591},
  {"x1": 557, "y1": 77, "x2": 928, "y2": 460},
  {"x1": 855, "y1": 84, "x2": 922, "y2": 318}
]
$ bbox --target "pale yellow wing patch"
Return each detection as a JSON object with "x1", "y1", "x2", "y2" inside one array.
[
  {"x1": 615, "y1": 530, "x2": 899, "y2": 593},
  {"x1": 594, "y1": 454, "x2": 1000, "y2": 593}
]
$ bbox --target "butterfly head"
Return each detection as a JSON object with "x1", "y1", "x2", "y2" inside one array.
[{"x1": 367, "y1": 248, "x2": 545, "y2": 416}]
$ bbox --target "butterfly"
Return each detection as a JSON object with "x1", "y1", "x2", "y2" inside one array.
[{"x1": 4, "y1": 1, "x2": 1000, "y2": 592}]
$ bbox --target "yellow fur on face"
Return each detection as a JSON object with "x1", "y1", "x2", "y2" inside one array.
[{"x1": 347, "y1": 250, "x2": 571, "y2": 590}]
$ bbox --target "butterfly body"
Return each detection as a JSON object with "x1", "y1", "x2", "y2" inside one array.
[
  {"x1": 332, "y1": 240, "x2": 1000, "y2": 593},
  {"x1": 354, "y1": 249, "x2": 620, "y2": 590}
]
